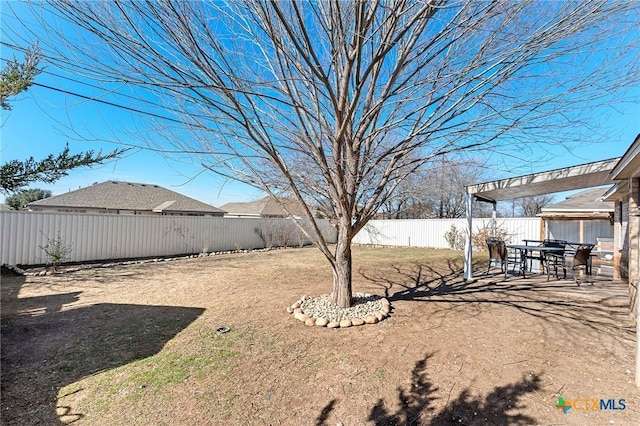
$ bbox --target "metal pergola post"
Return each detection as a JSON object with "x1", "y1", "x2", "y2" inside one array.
[{"x1": 464, "y1": 193, "x2": 473, "y2": 281}]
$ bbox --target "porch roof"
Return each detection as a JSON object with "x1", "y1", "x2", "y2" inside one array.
[
  {"x1": 463, "y1": 156, "x2": 622, "y2": 283},
  {"x1": 466, "y1": 158, "x2": 620, "y2": 203}
]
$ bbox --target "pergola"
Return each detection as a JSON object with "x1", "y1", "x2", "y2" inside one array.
[
  {"x1": 463, "y1": 157, "x2": 621, "y2": 281},
  {"x1": 463, "y1": 155, "x2": 640, "y2": 388}
]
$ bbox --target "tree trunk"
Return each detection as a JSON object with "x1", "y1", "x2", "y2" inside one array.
[{"x1": 331, "y1": 223, "x2": 353, "y2": 308}]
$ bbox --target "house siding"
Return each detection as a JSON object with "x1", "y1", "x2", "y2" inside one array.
[
  {"x1": 628, "y1": 178, "x2": 639, "y2": 320},
  {"x1": 29, "y1": 206, "x2": 223, "y2": 216}
]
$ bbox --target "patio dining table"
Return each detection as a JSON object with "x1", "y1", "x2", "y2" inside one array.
[
  {"x1": 523, "y1": 239, "x2": 593, "y2": 250},
  {"x1": 505, "y1": 244, "x2": 566, "y2": 278}
]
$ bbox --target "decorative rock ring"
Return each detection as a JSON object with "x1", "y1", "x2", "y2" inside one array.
[{"x1": 287, "y1": 293, "x2": 391, "y2": 328}]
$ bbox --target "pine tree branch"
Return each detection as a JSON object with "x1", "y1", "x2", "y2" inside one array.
[{"x1": 0, "y1": 144, "x2": 128, "y2": 193}]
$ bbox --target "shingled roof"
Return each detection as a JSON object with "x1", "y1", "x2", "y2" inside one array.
[
  {"x1": 220, "y1": 196, "x2": 305, "y2": 217},
  {"x1": 539, "y1": 186, "x2": 614, "y2": 218},
  {"x1": 28, "y1": 181, "x2": 225, "y2": 215}
]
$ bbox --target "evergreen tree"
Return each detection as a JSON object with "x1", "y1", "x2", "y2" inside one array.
[
  {"x1": 0, "y1": 46, "x2": 126, "y2": 193},
  {"x1": 5, "y1": 188, "x2": 52, "y2": 210}
]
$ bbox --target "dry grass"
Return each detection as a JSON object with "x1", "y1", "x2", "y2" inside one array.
[{"x1": 1, "y1": 246, "x2": 638, "y2": 425}]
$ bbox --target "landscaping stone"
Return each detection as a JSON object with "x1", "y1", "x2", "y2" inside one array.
[
  {"x1": 351, "y1": 318, "x2": 365, "y2": 326},
  {"x1": 288, "y1": 293, "x2": 392, "y2": 328},
  {"x1": 364, "y1": 315, "x2": 378, "y2": 324},
  {"x1": 294, "y1": 312, "x2": 309, "y2": 322},
  {"x1": 339, "y1": 319, "x2": 352, "y2": 328},
  {"x1": 7, "y1": 246, "x2": 292, "y2": 277},
  {"x1": 315, "y1": 318, "x2": 329, "y2": 327}
]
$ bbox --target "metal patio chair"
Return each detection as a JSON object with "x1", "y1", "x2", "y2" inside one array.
[
  {"x1": 542, "y1": 239, "x2": 567, "y2": 276},
  {"x1": 546, "y1": 244, "x2": 594, "y2": 285},
  {"x1": 486, "y1": 237, "x2": 521, "y2": 278}
]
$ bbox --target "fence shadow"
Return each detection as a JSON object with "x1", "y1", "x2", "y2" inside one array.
[{"x1": 1, "y1": 272, "x2": 205, "y2": 426}]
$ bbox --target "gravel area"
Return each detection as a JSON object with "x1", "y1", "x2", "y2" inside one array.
[{"x1": 300, "y1": 293, "x2": 383, "y2": 323}]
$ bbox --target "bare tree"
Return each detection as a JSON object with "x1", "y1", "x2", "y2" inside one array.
[
  {"x1": 380, "y1": 171, "x2": 427, "y2": 219},
  {"x1": 516, "y1": 195, "x2": 556, "y2": 217},
  {"x1": 422, "y1": 157, "x2": 491, "y2": 218},
  {"x1": 380, "y1": 156, "x2": 491, "y2": 219},
  {"x1": 7, "y1": 1, "x2": 639, "y2": 307}
]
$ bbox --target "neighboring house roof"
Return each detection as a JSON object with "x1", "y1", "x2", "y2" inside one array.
[
  {"x1": 28, "y1": 181, "x2": 225, "y2": 215},
  {"x1": 539, "y1": 186, "x2": 614, "y2": 219},
  {"x1": 220, "y1": 196, "x2": 306, "y2": 217}
]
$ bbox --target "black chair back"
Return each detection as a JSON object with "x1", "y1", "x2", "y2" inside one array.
[{"x1": 543, "y1": 239, "x2": 567, "y2": 249}]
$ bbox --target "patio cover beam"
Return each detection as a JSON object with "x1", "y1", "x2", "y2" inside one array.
[{"x1": 467, "y1": 157, "x2": 620, "y2": 203}]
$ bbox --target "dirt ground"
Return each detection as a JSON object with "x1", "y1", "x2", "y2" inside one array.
[{"x1": 1, "y1": 246, "x2": 638, "y2": 425}]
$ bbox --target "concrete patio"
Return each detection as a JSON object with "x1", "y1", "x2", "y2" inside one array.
[{"x1": 478, "y1": 261, "x2": 629, "y2": 310}]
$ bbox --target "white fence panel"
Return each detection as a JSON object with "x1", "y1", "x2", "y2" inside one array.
[
  {"x1": 547, "y1": 219, "x2": 613, "y2": 244},
  {"x1": 354, "y1": 218, "x2": 541, "y2": 249},
  {"x1": 0, "y1": 211, "x2": 337, "y2": 266},
  {"x1": 497, "y1": 218, "x2": 542, "y2": 244}
]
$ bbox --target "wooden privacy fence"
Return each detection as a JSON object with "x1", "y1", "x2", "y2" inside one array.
[
  {"x1": 0, "y1": 211, "x2": 337, "y2": 266},
  {"x1": 353, "y1": 218, "x2": 542, "y2": 249}
]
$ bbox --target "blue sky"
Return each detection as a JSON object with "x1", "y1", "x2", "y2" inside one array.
[
  {"x1": 0, "y1": 1, "x2": 266, "y2": 206},
  {"x1": 2, "y1": 69, "x2": 636, "y2": 207},
  {"x1": 0, "y1": 81, "x2": 265, "y2": 206},
  {"x1": 1, "y1": 2, "x2": 639, "y2": 208}
]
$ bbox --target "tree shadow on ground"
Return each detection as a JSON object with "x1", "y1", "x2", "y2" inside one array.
[
  {"x1": 359, "y1": 258, "x2": 472, "y2": 300},
  {"x1": 368, "y1": 354, "x2": 439, "y2": 425},
  {"x1": 316, "y1": 398, "x2": 338, "y2": 426},
  {"x1": 317, "y1": 354, "x2": 541, "y2": 425},
  {"x1": 359, "y1": 260, "x2": 634, "y2": 341},
  {"x1": 0, "y1": 271, "x2": 204, "y2": 425}
]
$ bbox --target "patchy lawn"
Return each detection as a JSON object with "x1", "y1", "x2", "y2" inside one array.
[{"x1": 1, "y1": 246, "x2": 637, "y2": 425}]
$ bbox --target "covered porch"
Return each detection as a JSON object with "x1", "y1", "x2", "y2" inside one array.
[
  {"x1": 464, "y1": 154, "x2": 640, "y2": 385},
  {"x1": 464, "y1": 157, "x2": 621, "y2": 280}
]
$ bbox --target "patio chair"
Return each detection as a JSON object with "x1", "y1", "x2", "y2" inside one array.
[
  {"x1": 546, "y1": 244, "x2": 594, "y2": 285},
  {"x1": 485, "y1": 237, "x2": 520, "y2": 277},
  {"x1": 542, "y1": 239, "x2": 567, "y2": 276}
]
